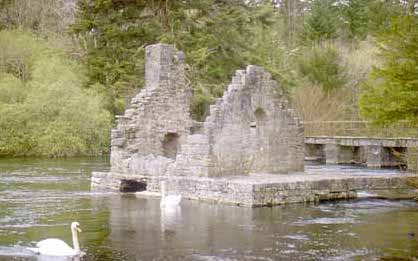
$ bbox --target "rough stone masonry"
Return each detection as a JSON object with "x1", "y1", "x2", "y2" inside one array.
[
  {"x1": 92, "y1": 43, "x2": 418, "y2": 206},
  {"x1": 110, "y1": 43, "x2": 193, "y2": 177},
  {"x1": 109, "y1": 43, "x2": 304, "y2": 179}
]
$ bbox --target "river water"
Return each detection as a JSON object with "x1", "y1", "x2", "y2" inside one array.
[{"x1": 0, "y1": 158, "x2": 417, "y2": 260}]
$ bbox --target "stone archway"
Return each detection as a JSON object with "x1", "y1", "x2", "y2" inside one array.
[
  {"x1": 254, "y1": 107, "x2": 267, "y2": 127},
  {"x1": 119, "y1": 179, "x2": 147, "y2": 192},
  {"x1": 162, "y1": 133, "x2": 179, "y2": 159}
]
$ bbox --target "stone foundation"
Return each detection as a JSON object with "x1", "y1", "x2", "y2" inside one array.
[{"x1": 92, "y1": 167, "x2": 418, "y2": 207}]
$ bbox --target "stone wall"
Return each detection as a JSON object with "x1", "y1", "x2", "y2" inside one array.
[
  {"x1": 110, "y1": 44, "x2": 193, "y2": 176},
  {"x1": 175, "y1": 66, "x2": 305, "y2": 177}
]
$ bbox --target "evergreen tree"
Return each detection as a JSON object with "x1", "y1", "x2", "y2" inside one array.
[
  {"x1": 297, "y1": 46, "x2": 347, "y2": 93},
  {"x1": 300, "y1": 0, "x2": 340, "y2": 44},
  {"x1": 342, "y1": 0, "x2": 369, "y2": 39},
  {"x1": 360, "y1": 15, "x2": 418, "y2": 124},
  {"x1": 72, "y1": 0, "x2": 274, "y2": 119},
  {"x1": 366, "y1": 0, "x2": 404, "y2": 35},
  {"x1": 341, "y1": 0, "x2": 407, "y2": 39}
]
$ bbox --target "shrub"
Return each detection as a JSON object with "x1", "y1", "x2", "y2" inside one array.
[
  {"x1": 291, "y1": 83, "x2": 352, "y2": 122},
  {"x1": 0, "y1": 30, "x2": 111, "y2": 157}
]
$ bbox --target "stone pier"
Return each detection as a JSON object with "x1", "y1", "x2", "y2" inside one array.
[{"x1": 305, "y1": 136, "x2": 418, "y2": 170}]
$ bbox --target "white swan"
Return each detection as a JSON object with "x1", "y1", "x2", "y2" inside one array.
[
  {"x1": 160, "y1": 181, "x2": 181, "y2": 207},
  {"x1": 28, "y1": 222, "x2": 83, "y2": 257}
]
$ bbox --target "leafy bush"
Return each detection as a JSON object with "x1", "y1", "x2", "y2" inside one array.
[{"x1": 0, "y1": 30, "x2": 111, "y2": 157}]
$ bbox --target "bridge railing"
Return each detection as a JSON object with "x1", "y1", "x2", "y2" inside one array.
[{"x1": 303, "y1": 120, "x2": 418, "y2": 138}]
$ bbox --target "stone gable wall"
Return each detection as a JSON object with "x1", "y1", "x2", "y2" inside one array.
[
  {"x1": 174, "y1": 65, "x2": 304, "y2": 177},
  {"x1": 207, "y1": 65, "x2": 304, "y2": 175}
]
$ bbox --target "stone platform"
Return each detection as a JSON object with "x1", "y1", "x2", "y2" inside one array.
[{"x1": 92, "y1": 165, "x2": 418, "y2": 207}]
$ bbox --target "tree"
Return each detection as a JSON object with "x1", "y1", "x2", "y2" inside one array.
[
  {"x1": 342, "y1": 0, "x2": 370, "y2": 39},
  {"x1": 0, "y1": 0, "x2": 75, "y2": 35},
  {"x1": 275, "y1": 0, "x2": 311, "y2": 47},
  {"x1": 72, "y1": 0, "x2": 275, "y2": 119},
  {"x1": 365, "y1": 0, "x2": 404, "y2": 35},
  {"x1": 359, "y1": 15, "x2": 418, "y2": 124},
  {"x1": 300, "y1": 0, "x2": 341, "y2": 44},
  {"x1": 297, "y1": 46, "x2": 347, "y2": 93}
]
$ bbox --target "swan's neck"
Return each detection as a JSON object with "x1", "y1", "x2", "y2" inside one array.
[{"x1": 72, "y1": 228, "x2": 80, "y2": 254}]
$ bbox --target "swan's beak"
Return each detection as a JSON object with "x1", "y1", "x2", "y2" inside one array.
[{"x1": 77, "y1": 227, "x2": 82, "y2": 233}]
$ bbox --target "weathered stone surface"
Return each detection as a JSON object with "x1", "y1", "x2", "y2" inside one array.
[
  {"x1": 324, "y1": 144, "x2": 340, "y2": 164},
  {"x1": 109, "y1": 43, "x2": 304, "y2": 179},
  {"x1": 92, "y1": 166, "x2": 418, "y2": 207},
  {"x1": 110, "y1": 44, "x2": 193, "y2": 176},
  {"x1": 407, "y1": 147, "x2": 418, "y2": 171},
  {"x1": 367, "y1": 145, "x2": 383, "y2": 168},
  {"x1": 172, "y1": 66, "x2": 305, "y2": 177}
]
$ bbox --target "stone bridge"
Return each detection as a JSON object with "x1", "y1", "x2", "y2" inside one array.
[{"x1": 305, "y1": 136, "x2": 418, "y2": 170}]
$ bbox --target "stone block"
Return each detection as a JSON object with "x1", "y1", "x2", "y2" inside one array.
[
  {"x1": 367, "y1": 145, "x2": 383, "y2": 168},
  {"x1": 111, "y1": 138, "x2": 125, "y2": 147},
  {"x1": 324, "y1": 144, "x2": 340, "y2": 164},
  {"x1": 407, "y1": 147, "x2": 418, "y2": 172}
]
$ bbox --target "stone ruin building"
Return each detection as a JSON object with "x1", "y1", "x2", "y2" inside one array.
[
  {"x1": 92, "y1": 43, "x2": 418, "y2": 206},
  {"x1": 92, "y1": 43, "x2": 306, "y2": 206},
  {"x1": 110, "y1": 43, "x2": 304, "y2": 177}
]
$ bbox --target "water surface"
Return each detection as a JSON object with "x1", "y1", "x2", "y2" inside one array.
[{"x1": 0, "y1": 158, "x2": 417, "y2": 260}]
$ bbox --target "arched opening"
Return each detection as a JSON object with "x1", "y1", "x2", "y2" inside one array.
[
  {"x1": 119, "y1": 179, "x2": 147, "y2": 193},
  {"x1": 252, "y1": 107, "x2": 267, "y2": 128},
  {"x1": 163, "y1": 132, "x2": 179, "y2": 159}
]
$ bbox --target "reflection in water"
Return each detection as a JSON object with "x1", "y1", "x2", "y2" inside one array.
[
  {"x1": 0, "y1": 158, "x2": 417, "y2": 260},
  {"x1": 0, "y1": 246, "x2": 83, "y2": 261},
  {"x1": 103, "y1": 196, "x2": 418, "y2": 260},
  {"x1": 161, "y1": 205, "x2": 181, "y2": 235},
  {"x1": 0, "y1": 246, "x2": 35, "y2": 257}
]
